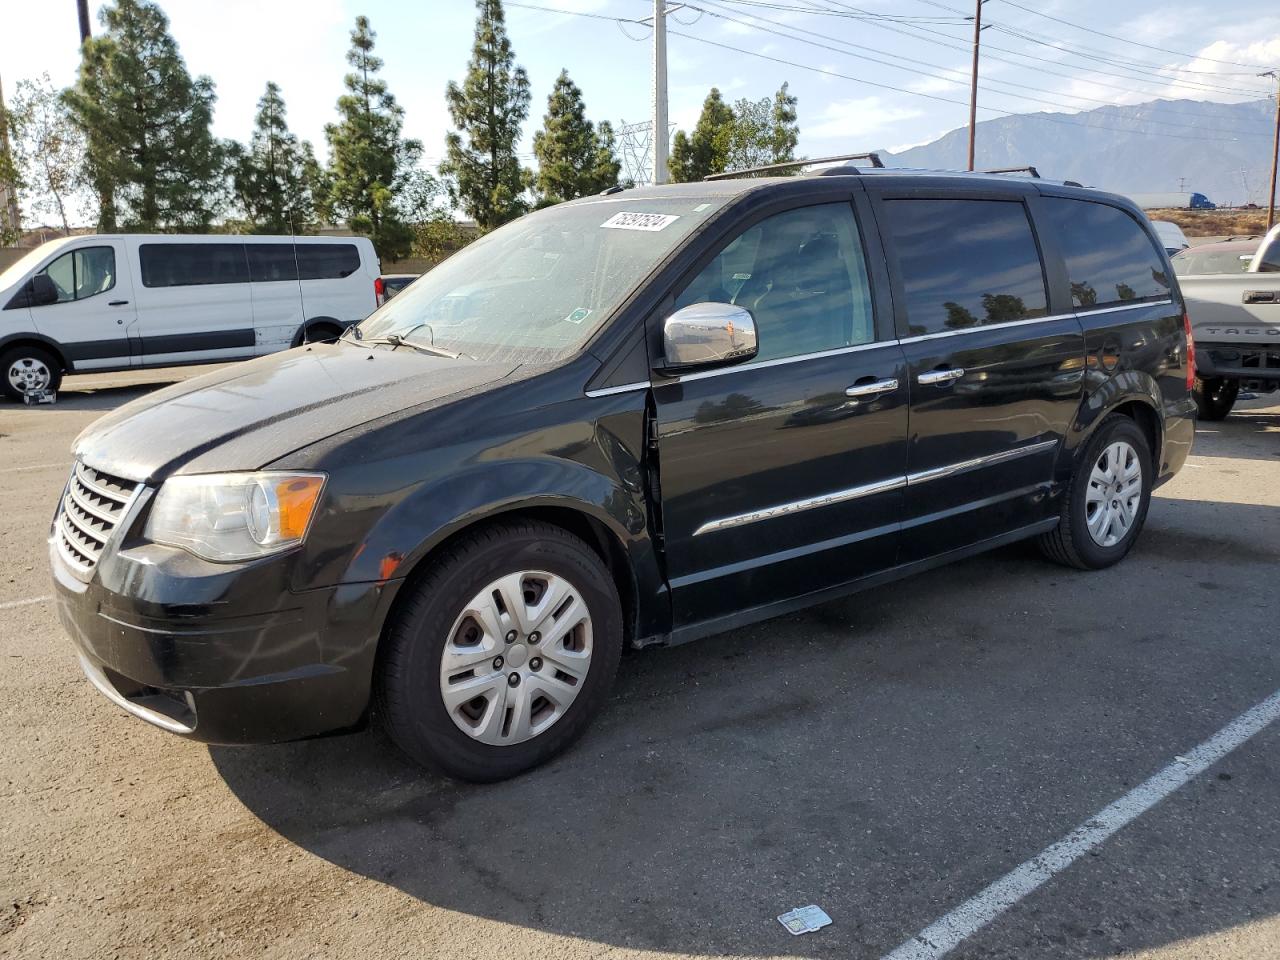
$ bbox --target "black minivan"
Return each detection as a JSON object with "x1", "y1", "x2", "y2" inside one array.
[{"x1": 51, "y1": 168, "x2": 1196, "y2": 781}]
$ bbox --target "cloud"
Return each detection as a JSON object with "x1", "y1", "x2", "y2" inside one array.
[{"x1": 805, "y1": 97, "x2": 924, "y2": 140}]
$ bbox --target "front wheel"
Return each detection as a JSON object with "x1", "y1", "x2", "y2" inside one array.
[
  {"x1": 1038, "y1": 414, "x2": 1153, "y2": 570},
  {"x1": 1, "y1": 345, "x2": 62, "y2": 402},
  {"x1": 1193, "y1": 376, "x2": 1238, "y2": 421},
  {"x1": 375, "y1": 520, "x2": 623, "y2": 782}
]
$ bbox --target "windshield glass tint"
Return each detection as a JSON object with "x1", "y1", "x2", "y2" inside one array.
[{"x1": 357, "y1": 198, "x2": 726, "y2": 363}]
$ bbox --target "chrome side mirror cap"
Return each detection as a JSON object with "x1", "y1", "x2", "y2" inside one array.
[{"x1": 660, "y1": 301, "x2": 758, "y2": 373}]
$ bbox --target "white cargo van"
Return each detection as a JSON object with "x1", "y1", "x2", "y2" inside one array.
[{"x1": 0, "y1": 234, "x2": 380, "y2": 399}]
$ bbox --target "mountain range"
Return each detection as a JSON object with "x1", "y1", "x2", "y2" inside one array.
[{"x1": 878, "y1": 98, "x2": 1277, "y2": 206}]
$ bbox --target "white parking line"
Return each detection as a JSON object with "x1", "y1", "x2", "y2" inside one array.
[
  {"x1": 0, "y1": 462, "x2": 65, "y2": 474},
  {"x1": 883, "y1": 687, "x2": 1280, "y2": 960},
  {"x1": 0, "y1": 596, "x2": 51, "y2": 611}
]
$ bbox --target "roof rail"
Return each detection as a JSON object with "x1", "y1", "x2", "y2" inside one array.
[
  {"x1": 983, "y1": 165, "x2": 1041, "y2": 178},
  {"x1": 704, "y1": 152, "x2": 885, "y2": 181}
]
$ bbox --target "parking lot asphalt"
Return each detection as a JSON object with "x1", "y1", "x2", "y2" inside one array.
[{"x1": 1, "y1": 365, "x2": 1278, "y2": 960}]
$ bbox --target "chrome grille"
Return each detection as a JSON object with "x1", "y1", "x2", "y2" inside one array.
[{"x1": 55, "y1": 462, "x2": 141, "y2": 576}]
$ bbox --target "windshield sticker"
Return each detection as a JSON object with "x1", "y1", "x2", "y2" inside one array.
[
  {"x1": 564, "y1": 307, "x2": 592, "y2": 325},
  {"x1": 601, "y1": 211, "x2": 680, "y2": 232}
]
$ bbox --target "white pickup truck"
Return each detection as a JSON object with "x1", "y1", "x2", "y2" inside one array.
[{"x1": 1173, "y1": 224, "x2": 1280, "y2": 419}]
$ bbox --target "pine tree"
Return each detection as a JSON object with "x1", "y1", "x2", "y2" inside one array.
[
  {"x1": 64, "y1": 0, "x2": 224, "y2": 231},
  {"x1": 6, "y1": 74, "x2": 88, "y2": 232},
  {"x1": 669, "y1": 88, "x2": 733, "y2": 183},
  {"x1": 232, "y1": 82, "x2": 318, "y2": 233},
  {"x1": 532, "y1": 70, "x2": 619, "y2": 204},
  {"x1": 324, "y1": 16, "x2": 422, "y2": 259},
  {"x1": 441, "y1": 0, "x2": 531, "y2": 230},
  {"x1": 725, "y1": 83, "x2": 800, "y2": 172},
  {"x1": 769, "y1": 82, "x2": 799, "y2": 164}
]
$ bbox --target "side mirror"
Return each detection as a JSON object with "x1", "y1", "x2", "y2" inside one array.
[
  {"x1": 29, "y1": 274, "x2": 58, "y2": 307},
  {"x1": 660, "y1": 301, "x2": 758, "y2": 373}
]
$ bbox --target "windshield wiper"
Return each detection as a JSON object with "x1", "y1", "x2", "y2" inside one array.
[{"x1": 356, "y1": 334, "x2": 462, "y2": 359}]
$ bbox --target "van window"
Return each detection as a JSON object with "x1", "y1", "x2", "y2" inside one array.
[
  {"x1": 1042, "y1": 199, "x2": 1172, "y2": 308},
  {"x1": 884, "y1": 198, "x2": 1048, "y2": 337},
  {"x1": 38, "y1": 246, "x2": 116, "y2": 303},
  {"x1": 296, "y1": 244, "x2": 360, "y2": 280},
  {"x1": 675, "y1": 203, "x2": 876, "y2": 362},
  {"x1": 140, "y1": 243, "x2": 249, "y2": 288},
  {"x1": 247, "y1": 244, "x2": 300, "y2": 283}
]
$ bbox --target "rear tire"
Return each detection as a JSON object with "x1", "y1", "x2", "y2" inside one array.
[
  {"x1": 1193, "y1": 376, "x2": 1238, "y2": 420},
  {"x1": 2, "y1": 345, "x2": 62, "y2": 402},
  {"x1": 374, "y1": 520, "x2": 623, "y2": 782},
  {"x1": 296, "y1": 323, "x2": 343, "y2": 346},
  {"x1": 1038, "y1": 414, "x2": 1153, "y2": 570}
]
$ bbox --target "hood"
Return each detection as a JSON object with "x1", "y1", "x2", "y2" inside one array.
[{"x1": 74, "y1": 343, "x2": 518, "y2": 482}]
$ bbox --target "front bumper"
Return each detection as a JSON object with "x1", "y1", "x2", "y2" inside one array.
[{"x1": 51, "y1": 533, "x2": 398, "y2": 745}]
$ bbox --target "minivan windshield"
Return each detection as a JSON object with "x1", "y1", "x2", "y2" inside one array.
[{"x1": 354, "y1": 197, "x2": 727, "y2": 364}]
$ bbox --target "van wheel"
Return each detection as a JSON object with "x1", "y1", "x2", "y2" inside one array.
[
  {"x1": 374, "y1": 520, "x2": 623, "y2": 782},
  {"x1": 304, "y1": 323, "x2": 343, "y2": 345},
  {"x1": 2, "y1": 345, "x2": 62, "y2": 401},
  {"x1": 1193, "y1": 376, "x2": 1238, "y2": 420},
  {"x1": 1038, "y1": 415, "x2": 1153, "y2": 571}
]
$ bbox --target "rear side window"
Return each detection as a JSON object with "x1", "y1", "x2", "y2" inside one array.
[
  {"x1": 883, "y1": 198, "x2": 1047, "y2": 336},
  {"x1": 1042, "y1": 198, "x2": 1172, "y2": 309},
  {"x1": 296, "y1": 244, "x2": 360, "y2": 280},
  {"x1": 140, "y1": 244, "x2": 249, "y2": 288},
  {"x1": 674, "y1": 202, "x2": 876, "y2": 363},
  {"x1": 247, "y1": 244, "x2": 300, "y2": 283}
]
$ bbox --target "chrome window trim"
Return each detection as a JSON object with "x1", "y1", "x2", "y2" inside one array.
[
  {"x1": 692, "y1": 475, "x2": 906, "y2": 536},
  {"x1": 1074, "y1": 297, "x2": 1175, "y2": 316},
  {"x1": 665, "y1": 340, "x2": 886, "y2": 385},
  {"x1": 691, "y1": 438, "x2": 1060, "y2": 536},
  {"x1": 897, "y1": 298, "x2": 1174, "y2": 345},
  {"x1": 584, "y1": 381, "x2": 651, "y2": 398},
  {"x1": 905, "y1": 438, "x2": 1059, "y2": 485}
]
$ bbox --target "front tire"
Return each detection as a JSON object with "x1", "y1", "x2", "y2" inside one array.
[
  {"x1": 375, "y1": 520, "x2": 623, "y2": 782},
  {"x1": 1193, "y1": 376, "x2": 1238, "y2": 420},
  {"x1": 2, "y1": 345, "x2": 62, "y2": 402},
  {"x1": 1038, "y1": 414, "x2": 1153, "y2": 570}
]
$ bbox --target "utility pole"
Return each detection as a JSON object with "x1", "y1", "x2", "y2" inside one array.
[
  {"x1": 966, "y1": 0, "x2": 985, "y2": 171},
  {"x1": 76, "y1": 0, "x2": 91, "y2": 44},
  {"x1": 652, "y1": 0, "x2": 669, "y2": 184},
  {"x1": 1262, "y1": 70, "x2": 1279, "y2": 232}
]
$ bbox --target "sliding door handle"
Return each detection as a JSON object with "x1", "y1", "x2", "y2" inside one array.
[
  {"x1": 844, "y1": 378, "x2": 899, "y2": 398},
  {"x1": 918, "y1": 367, "x2": 965, "y2": 386}
]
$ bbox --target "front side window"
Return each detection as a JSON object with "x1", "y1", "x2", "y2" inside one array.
[
  {"x1": 358, "y1": 197, "x2": 729, "y2": 364},
  {"x1": 140, "y1": 243, "x2": 249, "y2": 288},
  {"x1": 37, "y1": 246, "x2": 117, "y2": 304},
  {"x1": 883, "y1": 198, "x2": 1048, "y2": 337},
  {"x1": 675, "y1": 202, "x2": 876, "y2": 362},
  {"x1": 1042, "y1": 198, "x2": 1171, "y2": 309}
]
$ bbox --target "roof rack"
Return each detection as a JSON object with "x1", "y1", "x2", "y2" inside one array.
[
  {"x1": 704, "y1": 152, "x2": 885, "y2": 181},
  {"x1": 983, "y1": 165, "x2": 1041, "y2": 178}
]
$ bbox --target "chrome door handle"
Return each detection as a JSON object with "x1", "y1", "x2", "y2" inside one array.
[
  {"x1": 918, "y1": 367, "x2": 965, "y2": 386},
  {"x1": 844, "y1": 378, "x2": 899, "y2": 398}
]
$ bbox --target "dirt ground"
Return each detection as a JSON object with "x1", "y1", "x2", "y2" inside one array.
[{"x1": 2, "y1": 365, "x2": 1279, "y2": 960}]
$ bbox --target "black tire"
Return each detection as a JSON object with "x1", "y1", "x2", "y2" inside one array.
[
  {"x1": 1, "y1": 345, "x2": 62, "y2": 402},
  {"x1": 374, "y1": 520, "x2": 623, "y2": 782},
  {"x1": 1193, "y1": 376, "x2": 1238, "y2": 421},
  {"x1": 295, "y1": 323, "x2": 343, "y2": 346},
  {"x1": 1038, "y1": 414, "x2": 1154, "y2": 571}
]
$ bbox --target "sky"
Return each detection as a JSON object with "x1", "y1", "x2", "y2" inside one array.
[{"x1": 2, "y1": 0, "x2": 1279, "y2": 193}]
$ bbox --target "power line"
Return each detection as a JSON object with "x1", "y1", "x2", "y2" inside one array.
[
  {"x1": 687, "y1": 0, "x2": 1271, "y2": 137},
  {"x1": 992, "y1": 0, "x2": 1274, "y2": 70},
  {"x1": 788, "y1": 0, "x2": 1269, "y2": 98}
]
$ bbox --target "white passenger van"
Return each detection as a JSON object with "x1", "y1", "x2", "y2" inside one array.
[{"x1": 0, "y1": 234, "x2": 380, "y2": 399}]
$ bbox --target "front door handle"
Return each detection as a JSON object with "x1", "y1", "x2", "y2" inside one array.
[
  {"x1": 844, "y1": 378, "x2": 899, "y2": 398},
  {"x1": 108, "y1": 300, "x2": 130, "y2": 306},
  {"x1": 917, "y1": 367, "x2": 965, "y2": 386},
  {"x1": 1243, "y1": 290, "x2": 1278, "y2": 304}
]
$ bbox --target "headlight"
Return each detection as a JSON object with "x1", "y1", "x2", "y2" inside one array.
[{"x1": 145, "y1": 472, "x2": 326, "y2": 562}]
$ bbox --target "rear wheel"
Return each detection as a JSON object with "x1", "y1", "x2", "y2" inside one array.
[
  {"x1": 1193, "y1": 376, "x2": 1238, "y2": 421},
  {"x1": 375, "y1": 520, "x2": 623, "y2": 782},
  {"x1": 1038, "y1": 414, "x2": 1153, "y2": 570},
  {"x1": 2, "y1": 345, "x2": 62, "y2": 401}
]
